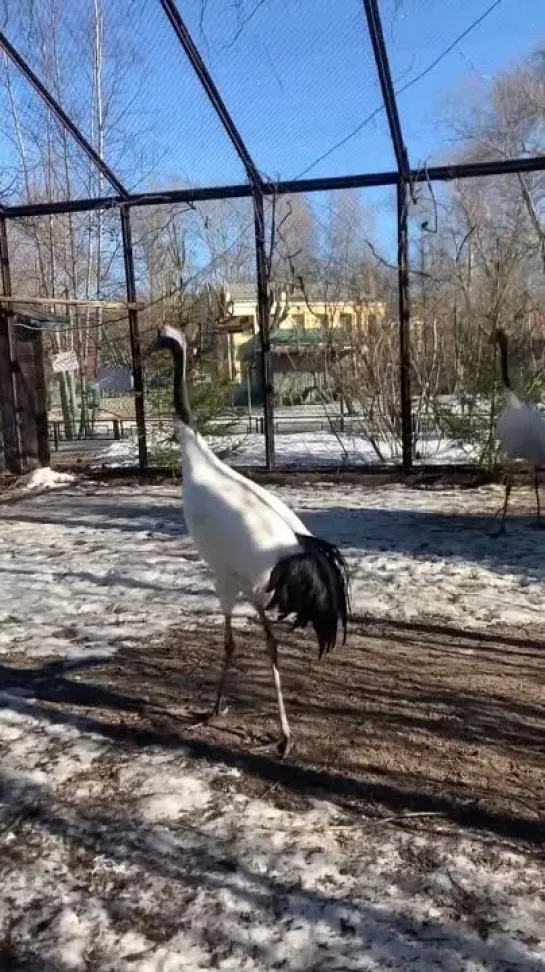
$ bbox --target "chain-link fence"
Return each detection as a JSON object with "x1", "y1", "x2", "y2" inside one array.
[{"x1": 1, "y1": 0, "x2": 543, "y2": 474}]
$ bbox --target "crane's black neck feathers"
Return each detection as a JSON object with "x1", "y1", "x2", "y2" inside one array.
[
  {"x1": 266, "y1": 533, "x2": 350, "y2": 658},
  {"x1": 495, "y1": 329, "x2": 511, "y2": 391},
  {"x1": 157, "y1": 330, "x2": 193, "y2": 428},
  {"x1": 173, "y1": 353, "x2": 193, "y2": 428}
]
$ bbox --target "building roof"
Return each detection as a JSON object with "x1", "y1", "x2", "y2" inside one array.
[
  {"x1": 224, "y1": 282, "x2": 257, "y2": 302},
  {"x1": 14, "y1": 308, "x2": 68, "y2": 330},
  {"x1": 224, "y1": 281, "x2": 371, "y2": 306},
  {"x1": 288, "y1": 283, "x2": 366, "y2": 304},
  {"x1": 242, "y1": 327, "x2": 352, "y2": 359}
]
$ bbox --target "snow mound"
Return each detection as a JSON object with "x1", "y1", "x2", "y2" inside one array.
[{"x1": 23, "y1": 467, "x2": 76, "y2": 492}]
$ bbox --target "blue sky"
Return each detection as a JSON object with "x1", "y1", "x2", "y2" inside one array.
[
  {"x1": 133, "y1": 0, "x2": 544, "y2": 189},
  {"x1": 0, "y1": 0, "x2": 542, "y2": 262},
  {"x1": 1, "y1": 0, "x2": 542, "y2": 189},
  {"x1": 121, "y1": 0, "x2": 543, "y2": 259}
]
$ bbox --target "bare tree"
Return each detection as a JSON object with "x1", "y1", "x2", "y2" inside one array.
[{"x1": 0, "y1": 0, "x2": 151, "y2": 435}]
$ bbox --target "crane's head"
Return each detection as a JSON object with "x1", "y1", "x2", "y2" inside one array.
[
  {"x1": 154, "y1": 325, "x2": 187, "y2": 358},
  {"x1": 492, "y1": 328, "x2": 508, "y2": 351}
]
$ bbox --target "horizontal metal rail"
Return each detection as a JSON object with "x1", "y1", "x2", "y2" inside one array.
[{"x1": 4, "y1": 155, "x2": 545, "y2": 219}]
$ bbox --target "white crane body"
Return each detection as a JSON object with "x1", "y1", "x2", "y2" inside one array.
[
  {"x1": 154, "y1": 325, "x2": 349, "y2": 756},
  {"x1": 179, "y1": 424, "x2": 305, "y2": 605},
  {"x1": 496, "y1": 392, "x2": 545, "y2": 465},
  {"x1": 494, "y1": 330, "x2": 545, "y2": 531}
]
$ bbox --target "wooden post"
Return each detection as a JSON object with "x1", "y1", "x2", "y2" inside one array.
[
  {"x1": 14, "y1": 325, "x2": 50, "y2": 470},
  {"x1": 32, "y1": 327, "x2": 50, "y2": 467}
]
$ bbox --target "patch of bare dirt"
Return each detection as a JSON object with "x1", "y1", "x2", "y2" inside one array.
[
  {"x1": 4, "y1": 617, "x2": 544, "y2": 847},
  {"x1": 0, "y1": 472, "x2": 21, "y2": 498}
]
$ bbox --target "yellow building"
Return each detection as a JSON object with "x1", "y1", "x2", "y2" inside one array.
[{"x1": 214, "y1": 282, "x2": 385, "y2": 384}]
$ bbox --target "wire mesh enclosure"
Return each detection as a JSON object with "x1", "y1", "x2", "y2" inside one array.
[{"x1": 0, "y1": 0, "x2": 543, "y2": 474}]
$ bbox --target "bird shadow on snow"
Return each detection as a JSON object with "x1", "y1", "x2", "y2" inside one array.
[
  {"x1": 302, "y1": 507, "x2": 545, "y2": 583},
  {"x1": 0, "y1": 496, "x2": 187, "y2": 540},
  {"x1": 0, "y1": 766, "x2": 544, "y2": 972},
  {"x1": 0, "y1": 562, "x2": 199, "y2": 595},
  {"x1": 2, "y1": 493, "x2": 545, "y2": 581}
]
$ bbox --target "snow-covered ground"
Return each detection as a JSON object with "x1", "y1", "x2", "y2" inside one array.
[
  {"x1": 23, "y1": 467, "x2": 77, "y2": 492},
  {"x1": 1, "y1": 481, "x2": 543, "y2": 662},
  {"x1": 1, "y1": 480, "x2": 544, "y2": 970},
  {"x1": 2, "y1": 702, "x2": 544, "y2": 972},
  {"x1": 94, "y1": 431, "x2": 478, "y2": 470},
  {"x1": 225, "y1": 432, "x2": 477, "y2": 468}
]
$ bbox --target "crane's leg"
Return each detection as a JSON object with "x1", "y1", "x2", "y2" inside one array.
[
  {"x1": 495, "y1": 473, "x2": 512, "y2": 536},
  {"x1": 533, "y1": 467, "x2": 543, "y2": 529},
  {"x1": 255, "y1": 608, "x2": 292, "y2": 758},
  {"x1": 213, "y1": 612, "x2": 235, "y2": 717},
  {"x1": 187, "y1": 614, "x2": 236, "y2": 728}
]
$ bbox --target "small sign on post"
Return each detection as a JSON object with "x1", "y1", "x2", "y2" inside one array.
[{"x1": 51, "y1": 350, "x2": 78, "y2": 373}]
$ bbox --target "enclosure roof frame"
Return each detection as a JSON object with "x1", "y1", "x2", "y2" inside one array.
[
  {"x1": 0, "y1": 10, "x2": 542, "y2": 218},
  {"x1": 3, "y1": 155, "x2": 544, "y2": 220},
  {"x1": 0, "y1": 28, "x2": 130, "y2": 199},
  {"x1": 362, "y1": 0, "x2": 410, "y2": 179},
  {"x1": 159, "y1": 0, "x2": 264, "y2": 192}
]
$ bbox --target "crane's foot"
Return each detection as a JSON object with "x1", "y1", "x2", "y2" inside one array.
[
  {"x1": 187, "y1": 700, "x2": 229, "y2": 729},
  {"x1": 251, "y1": 732, "x2": 292, "y2": 760},
  {"x1": 492, "y1": 521, "x2": 507, "y2": 538}
]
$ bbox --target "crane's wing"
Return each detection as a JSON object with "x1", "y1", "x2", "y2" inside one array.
[{"x1": 197, "y1": 432, "x2": 311, "y2": 537}]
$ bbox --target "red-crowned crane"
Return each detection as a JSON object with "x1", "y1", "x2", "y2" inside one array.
[
  {"x1": 494, "y1": 328, "x2": 545, "y2": 532},
  {"x1": 154, "y1": 326, "x2": 349, "y2": 756}
]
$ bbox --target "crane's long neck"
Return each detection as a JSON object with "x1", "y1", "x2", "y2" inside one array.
[
  {"x1": 498, "y1": 337, "x2": 511, "y2": 391},
  {"x1": 172, "y1": 345, "x2": 193, "y2": 428}
]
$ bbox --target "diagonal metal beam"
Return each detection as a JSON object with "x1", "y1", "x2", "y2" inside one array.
[
  {"x1": 362, "y1": 0, "x2": 409, "y2": 177},
  {"x1": 159, "y1": 0, "x2": 276, "y2": 466},
  {"x1": 159, "y1": 0, "x2": 263, "y2": 189},
  {"x1": 0, "y1": 29, "x2": 129, "y2": 198}
]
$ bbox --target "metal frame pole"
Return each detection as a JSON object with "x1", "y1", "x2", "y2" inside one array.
[
  {"x1": 159, "y1": 0, "x2": 275, "y2": 468},
  {"x1": 0, "y1": 30, "x2": 128, "y2": 198},
  {"x1": 159, "y1": 0, "x2": 260, "y2": 185},
  {"x1": 120, "y1": 207, "x2": 147, "y2": 470},
  {"x1": 362, "y1": 0, "x2": 408, "y2": 176},
  {"x1": 362, "y1": 0, "x2": 413, "y2": 468},
  {"x1": 397, "y1": 180, "x2": 412, "y2": 471},
  {"x1": 0, "y1": 214, "x2": 22, "y2": 472},
  {"x1": 253, "y1": 190, "x2": 274, "y2": 469},
  {"x1": 0, "y1": 28, "x2": 132, "y2": 471}
]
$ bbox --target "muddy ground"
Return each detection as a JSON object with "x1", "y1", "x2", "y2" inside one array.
[{"x1": 4, "y1": 616, "x2": 544, "y2": 848}]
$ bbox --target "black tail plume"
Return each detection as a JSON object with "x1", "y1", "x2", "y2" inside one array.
[{"x1": 266, "y1": 533, "x2": 350, "y2": 658}]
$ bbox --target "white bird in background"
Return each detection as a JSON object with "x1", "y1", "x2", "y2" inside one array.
[
  {"x1": 494, "y1": 328, "x2": 545, "y2": 532},
  {"x1": 154, "y1": 325, "x2": 350, "y2": 757}
]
